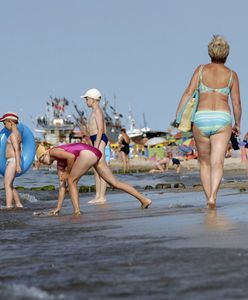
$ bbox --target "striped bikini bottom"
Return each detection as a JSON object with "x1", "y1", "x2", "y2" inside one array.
[{"x1": 194, "y1": 110, "x2": 232, "y2": 137}]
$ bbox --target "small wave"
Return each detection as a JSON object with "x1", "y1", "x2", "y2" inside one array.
[
  {"x1": 19, "y1": 193, "x2": 38, "y2": 203},
  {"x1": 167, "y1": 204, "x2": 194, "y2": 208},
  {"x1": 0, "y1": 283, "x2": 65, "y2": 300}
]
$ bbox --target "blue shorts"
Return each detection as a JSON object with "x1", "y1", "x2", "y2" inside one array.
[{"x1": 90, "y1": 133, "x2": 108, "y2": 145}]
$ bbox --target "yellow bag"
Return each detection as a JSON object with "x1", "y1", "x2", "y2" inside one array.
[
  {"x1": 176, "y1": 65, "x2": 203, "y2": 132},
  {"x1": 177, "y1": 93, "x2": 198, "y2": 132}
]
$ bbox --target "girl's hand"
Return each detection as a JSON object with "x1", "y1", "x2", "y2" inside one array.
[
  {"x1": 49, "y1": 208, "x2": 60, "y2": 216},
  {"x1": 16, "y1": 165, "x2": 22, "y2": 173}
]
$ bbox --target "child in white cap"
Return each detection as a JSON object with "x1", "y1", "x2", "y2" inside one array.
[
  {"x1": 0, "y1": 112, "x2": 23, "y2": 208},
  {"x1": 81, "y1": 88, "x2": 108, "y2": 204},
  {"x1": 81, "y1": 89, "x2": 152, "y2": 209}
]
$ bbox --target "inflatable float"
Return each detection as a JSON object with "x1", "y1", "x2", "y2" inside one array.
[{"x1": 0, "y1": 123, "x2": 36, "y2": 176}]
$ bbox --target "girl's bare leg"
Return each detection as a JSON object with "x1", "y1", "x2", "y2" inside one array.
[
  {"x1": 208, "y1": 125, "x2": 232, "y2": 207},
  {"x1": 4, "y1": 161, "x2": 20, "y2": 208},
  {"x1": 155, "y1": 162, "x2": 165, "y2": 173},
  {"x1": 193, "y1": 126, "x2": 211, "y2": 202},
  {"x1": 68, "y1": 151, "x2": 98, "y2": 214},
  {"x1": 95, "y1": 160, "x2": 151, "y2": 208},
  {"x1": 176, "y1": 164, "x2": 181, "y2": 174},
  {"x1": 13, "y1": 189, "x2": 23, "y2": 208}
]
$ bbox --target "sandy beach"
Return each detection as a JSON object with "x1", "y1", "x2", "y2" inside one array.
[{"x1": 110, "y1": 150, "x2": 248, "y2": 173}]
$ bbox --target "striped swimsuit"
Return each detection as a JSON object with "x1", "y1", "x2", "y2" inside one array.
[{"x1": 194, "y1": 65, "x2": 232, "y2": 137}]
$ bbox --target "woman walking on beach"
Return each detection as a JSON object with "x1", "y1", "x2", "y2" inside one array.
[
  {"x1": 176, "y1": 35, "x2": 241, "y2": 209},
  {"x1": 118, "y1": 128, "x2": 130, "y2": 173}
]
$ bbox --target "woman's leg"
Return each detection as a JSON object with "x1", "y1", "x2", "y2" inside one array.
[
  {"x1": 193, "y1": 126, "x2": 211, "y2": 201},
  {"x1": 68, "y1": 151, "x2": 98, "y2": 214},
  {"x1": 4, "y1": 161, "x2": 17, "y2": 208},
  {"x1": 95, "y1": 160, "x2": 151, "y2": 208},
  {"x1": 120, "y1": 151, "x2": 127, "y2": 172},
  {"x1": 208, "y1": 125, "x2": 232, "y2": 207},
  {"x1": 125, "y1": 153, "x2": 130, "y2": 172}
]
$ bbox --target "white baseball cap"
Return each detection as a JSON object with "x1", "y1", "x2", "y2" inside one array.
[{"x1": 80, "y1": 88, "x2": 102, "y2": 100}]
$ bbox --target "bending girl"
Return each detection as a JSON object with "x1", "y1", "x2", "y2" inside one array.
[{"x1": 36, "y1": 142, "x2": 151, "y2": 215}]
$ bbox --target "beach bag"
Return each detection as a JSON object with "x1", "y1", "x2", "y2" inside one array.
[{"x1": 176, "y1": 89, "x2": 199, "y2": 132}]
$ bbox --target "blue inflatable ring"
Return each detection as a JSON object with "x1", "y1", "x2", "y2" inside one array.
[{"x1": 0, "y1": 123, "x2": 36, "y2": 177}]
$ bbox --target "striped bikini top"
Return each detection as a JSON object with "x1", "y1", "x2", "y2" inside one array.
[{"x1": 198, "y1": 65, "x2": 233, "y2": 96}]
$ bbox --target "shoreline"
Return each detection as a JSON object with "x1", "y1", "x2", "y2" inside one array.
[{"x1": 109, "y1": 155, "x2": 248, "y2": 172}]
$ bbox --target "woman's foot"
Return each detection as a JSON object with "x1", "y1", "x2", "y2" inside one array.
[
  {"x1": 141, "y1": 199, "x2": 152, "y2": 209},
  {"x1": 207, "y1": 201, "x2": 216, "y2": 210},
  {"x1": 207, "y1": 196, "x2": 216, "y2": 210}
]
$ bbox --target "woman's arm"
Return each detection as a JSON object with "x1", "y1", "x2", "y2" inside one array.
[
  {"x1": 124, "y1": 133, "x2": 130, "y2": 144},
  {"x1": 175, "y1": 65, "x2": 201, "y2": 119},
  {"x1": 230, "y1": 71, "x2": 242, "y2": 135},
  {"x1": 50, "y1": 169, "x2": 67, "y2": 215},
  {"x1": 118, "y1": 135, "x2": 124, "y2": 150}
]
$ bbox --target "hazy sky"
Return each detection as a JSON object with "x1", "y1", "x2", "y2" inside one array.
[{"x1": 0, "y1": 0, "x2": 247, "y2": 135}]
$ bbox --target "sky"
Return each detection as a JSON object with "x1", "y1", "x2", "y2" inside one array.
[{"x1": 0, "y1": 0, "x2": 247, "y2": 136}]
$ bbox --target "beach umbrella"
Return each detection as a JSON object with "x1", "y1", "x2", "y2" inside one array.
[
  {"x1": 145, "y1": 137, "x2": 166, "y2": 146},
  {"x1": 174, "y1": 132, "x2": 193, "y2": 139},
  {"x1": 182, "y1": 138, "x2": 194, "y2": 147},
  {"x1": 179, "y1": 145, "x2": 193, "y2": 153}
]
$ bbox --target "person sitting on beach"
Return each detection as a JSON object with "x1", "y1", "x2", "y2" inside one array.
[
  {"x1": 168, "y1": 152, "x2": 182, "y2": 174},
  {"x1": 0, "y1": 112, "x2": 23, "y2": 209},
  {"x1": 36, "y1": 142, "x2": 152, "y2": 215},
  {"x1": 149, "y1": 155, "x2": 170, "y2": 173},
  {"x1": 149, "y1": 152, "x2": 181, "y2": 173},
  {"x1": 175, "y1": 35, "x2": 241, "y2": 209}
]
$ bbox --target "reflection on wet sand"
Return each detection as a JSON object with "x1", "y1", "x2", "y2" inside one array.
[{"x1": 204, "y1": 209, "x2": 232, "y2": 231}]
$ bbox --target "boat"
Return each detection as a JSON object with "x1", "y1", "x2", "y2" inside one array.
[
  {"x1": 33, "y1": 96, "x2": 124, "y2": 145},
  {"x1": 126, "y1": 110, "x2": 167, "y2": 144},
  {"x1": 34, "y1": 96, "x2": 76, "y2": 145}
]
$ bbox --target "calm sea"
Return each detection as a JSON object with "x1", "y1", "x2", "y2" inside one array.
[{"x1": 1, "y1": 169, "x2": 248, "y2": 299}]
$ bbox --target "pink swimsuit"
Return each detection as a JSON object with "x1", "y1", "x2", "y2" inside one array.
[{"x1": 54, "y1": 143, "x2": 102, "y2": 169}]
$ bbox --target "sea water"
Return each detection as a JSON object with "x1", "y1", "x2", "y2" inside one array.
[{"x1": 1, "y1": 169, "x2": 248, "y2": 299}]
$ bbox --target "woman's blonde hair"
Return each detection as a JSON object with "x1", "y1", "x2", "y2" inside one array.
[{"x1": 208, "y1": 35, "x2": 229, "y2": 63}]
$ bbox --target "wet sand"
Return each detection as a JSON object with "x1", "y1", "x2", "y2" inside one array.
[{"x1": 1, "y1": 185, "x2": 248, "y2": 299}]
